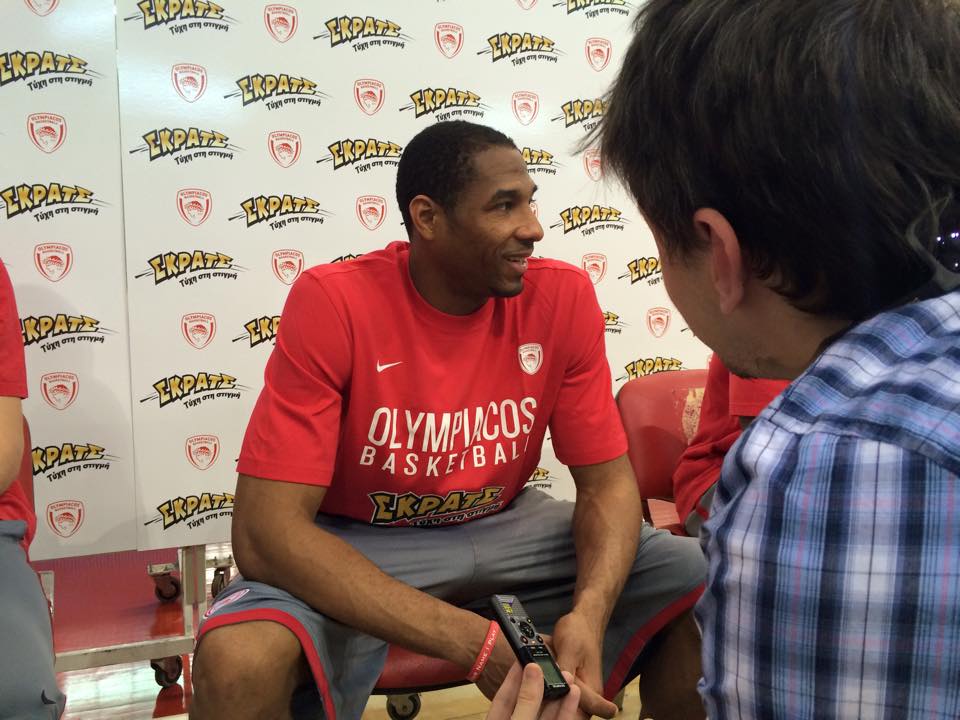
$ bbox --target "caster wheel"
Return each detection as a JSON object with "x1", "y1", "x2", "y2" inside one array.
[
  {"x1": 154, "y1": 574, "x2": 181, "y2": 603},
  {"x1": 211, "y1": 567, "x2": 231, "y2": 598},
  {"x1": 386, "y1": 693, "x2": 421, "y2": 720},
  {"x1": 150, "y1": 655, "x2": 183, "y2": 688}
]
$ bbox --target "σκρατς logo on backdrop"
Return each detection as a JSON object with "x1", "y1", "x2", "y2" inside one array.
[
  {"x1": 145, "y1": 492, "x2": 234, "y2": 531},
  {"x1": 317, "y1": 15, "x2": 407, "y2": 51},
  {"x1": 552, "y1": 98, "x2": 605, "y2": 131},
  {"x1": 354, "y1": 78, "x2": 385, "y2": 115},
  {"x1": 272, "y1": 249, "x2": 303, "y2": 285},
  {"x1": 264, "y1": 4, "x2": 297, "y2": 42},
  {"x1": 34, "y1": 243, "x2": 73, "y2": 282},
  {"x1": 356, "y1": 196, "x2": 386, "y2": 230},
  {"x1": 0, "y1": 51, "x2": 101, "y2": 90},
  {"x1": 1, "y1": 183, "x2": 105, "y2": 221},
  {"x1": 480, "y1": 32, "x2": 562, "y2": 66},
  {"x1": 551, "y1": 205, "x2": 627, "y2": 237},
  {"x1": 585, "y1": 38, "x2": 612, "y2": 71},
  {"x1": 40, "y1": 372, "x2": 78, "y2": 410},
  {"x1": 521, "y1": 147, "x2": 560, "y2": 177},
  {"x1": 581, "y1": 253, "x2": 606, "y2": 284},
  {"x1": 172, "y1": 63, "x2": 207, "y2": 102},
  {"x1": 618, "y1": 257, "x2": 663, "y2": 286},
  {"x1": 130, "y1": 127, "x2": 239, "y2": 164},
  {"x1": 603, "y1": 311, "x2": 629, "y2": 335},
  {"x1": 176, "y1": 188, "x2": 212, "y2": 226},
  {"x1": 434, "y1": 23, "x2": 463, "y2": 58},
  {"x1": 646, "y1": 307, "x2": 672, "y2": 338},
  {"x1": 47, "y1": 500, "x2": 83, "y2": 538},
  {"x1": 617, "y1": 357, "x2": 683, "y2": 382},
  {"x1": 555, "y1": 0, "x2": 631, "y2": 18},
  {"x1": 185, "y1": 434, "x2": 219, "y2": 470},
  {"x1": 226, "y1": 73, "x2": 328, "y2": 110},
  {"x1": 320, "y1": 138, "x2": 402, "y2": 172},
  {"x1": 124, "y1": 1, "x2": 234, "y2": 34},
  {"x1": 331, "y1": 254, "x2": 361, "y2": 263},
  {"x1": 135, "y1": 250, "x2": 245, "y2": 287},
  {"x1": 140, "y1": 372, "x2": 248, "y2": 409},
  {"x1": 229, "y1": 194, "x2": 332, "y2": 230},
  {"x1": 181, "y1": 312, "x2": 216, "y2": 349},
  {"x1": 268, "y1": 130, "x2": 301, "y2": 167},
  {"x1": 21, "y1": 314, "x2": 115, "y2": 352},
  {"x1": 33, "y1": 442, "x2": 117, "y2": 480},
  {"x1": 400, "y1": 87, "x2": 487, "y2": 122},
  {"x1": 27, "y1": 113, "x2": 65, "y2": 153},
  {"x1": 232, "y1": 316, "x2": 281, "y2": 348},
  {"x1": 526, "y1": 466, "x2": 558, "y2": 490},
  {"x1": 511, "y1": 92, "x2": 538, "y2": 126}
]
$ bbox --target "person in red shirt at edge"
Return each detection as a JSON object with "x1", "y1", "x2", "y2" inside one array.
[
  {"x1": 190, "y1": 121, "x2": 707, "y2": 720},
  {"x1": 0, "y1": 260, "x2": 66, "y2": 719},
  {"x1": 674, "y1": 354, "x2": 790, "y2": 537}
]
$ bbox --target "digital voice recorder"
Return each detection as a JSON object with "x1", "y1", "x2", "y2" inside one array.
[{"x1": 490, "y1": 594, "x2": 570, "y2": 699}]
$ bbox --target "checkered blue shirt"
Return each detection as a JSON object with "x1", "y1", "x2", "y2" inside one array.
[{"x1": 696, "y1": 289, "x2": 960, "y2": 719}]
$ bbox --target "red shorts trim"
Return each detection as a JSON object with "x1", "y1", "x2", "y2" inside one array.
[
  {"x1": 602, "y1": 583, "x2": 704, "y2": 699},
  {"x1": 197, "y1": 608, "x2": 337, "y2": 720}
]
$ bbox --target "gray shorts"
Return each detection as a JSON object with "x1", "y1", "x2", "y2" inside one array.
[
  {"x1": 197, "y1": 488, "x2": 705, "y2": 720},
  {"x1": 0, "y1": 520, "x2": 65, "y2": 720}
]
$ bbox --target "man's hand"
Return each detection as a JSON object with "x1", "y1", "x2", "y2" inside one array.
[
  {"x1": 476, "y1": 633, "x2": 521, "y2": 700},
  {"x1": 552, "y1": 612, "x2": 618, "y2": 720},
  {"x1": 487, "y1": 663, "x2": 581, "y2": 720}
]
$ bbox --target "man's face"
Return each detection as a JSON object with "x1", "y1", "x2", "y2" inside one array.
[
  {"x1": 656, "y1": 235, "x2": 759, "y2": 377},
  {"x1": 434, "y1": 145, "x2": 543, "y2": 300}
]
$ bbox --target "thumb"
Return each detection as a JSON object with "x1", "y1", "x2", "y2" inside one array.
[{"x1": 512, "y1": 663, "x2": 546, "y2": 720}]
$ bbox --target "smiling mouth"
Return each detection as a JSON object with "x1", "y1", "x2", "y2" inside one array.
[{"x1": 504, "y1": 254, "x2": 530, "y2": 273}]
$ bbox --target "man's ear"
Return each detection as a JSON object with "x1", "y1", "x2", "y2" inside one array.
[
  {"x1": 693, "y1": 208, "x2": 745, "y2": 315},
  {"x1": 409, "y1": 195, "x2": 441, "y2": 240}
]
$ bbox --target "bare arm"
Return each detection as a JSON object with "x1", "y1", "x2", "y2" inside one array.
[
  {"x1": 232, "y1": 473, "x2": 496, "y2": 669},
  {"x1": 0, "y1": 397, "x2": 23, "y2": 496},
  {"x1": 568, "y1": 453, "x2": 643, "y2": 632}
]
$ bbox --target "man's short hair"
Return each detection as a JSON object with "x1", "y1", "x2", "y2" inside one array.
[
  {"x1": 598, "y1": 0, "x2": 960, "y2": 320},
  {"x1": 396, "y1": 121, "x2": 517, "y2": 235}
]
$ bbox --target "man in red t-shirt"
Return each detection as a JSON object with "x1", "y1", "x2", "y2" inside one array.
[
  {"x1": 192, "y1": 122, "x2": 706, "y2": 720},
  {"x1": 673, "y1": 354, "x2": 789, "y2": 537},
  {"x1": 0, "y1": 260, "x2": 65, "y2": 718}
]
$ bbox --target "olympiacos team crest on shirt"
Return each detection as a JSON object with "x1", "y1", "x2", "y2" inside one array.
[{"x1": 518, "y1": 343, "x2": 543, "y2": 375}]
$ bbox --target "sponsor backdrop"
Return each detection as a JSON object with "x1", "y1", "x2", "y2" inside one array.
[{"x1": 2, "y1": 0, "x2": 709, "y2": 557}]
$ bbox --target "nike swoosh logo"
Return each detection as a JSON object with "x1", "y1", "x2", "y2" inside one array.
[
  {"x1": 41, "y1": 690, "x2": 57, "y2": 705},
  {"x1": 376, "y1": 360, "x2": 403, "y2": 373}
]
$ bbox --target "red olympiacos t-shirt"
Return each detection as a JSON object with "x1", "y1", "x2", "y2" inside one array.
[
  {"x1": 238, "y1": 241, "x2": 627, "y2": 526},
  {"x1": 0, "y1": 261, "x2": 35, "y2": 548}
]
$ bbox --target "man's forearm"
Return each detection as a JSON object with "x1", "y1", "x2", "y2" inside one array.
[
  {"x1": 233, "y1": 512, "x2": 489, "y2": 669},
  {"x1": 570, "y1": 456, "x2": 643, "y2": 631}
]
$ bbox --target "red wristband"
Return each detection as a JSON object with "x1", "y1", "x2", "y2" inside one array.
[{"x1": 467, "y1": 620, "x2": 501, "y2": 682}]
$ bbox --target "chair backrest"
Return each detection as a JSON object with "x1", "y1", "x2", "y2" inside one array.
[
  {"x1": 616, "y1": 368, "x2": 708, "y2": 500},
  {"x1": 18, "y1": 416, "x2": 33, "y2": 510}
]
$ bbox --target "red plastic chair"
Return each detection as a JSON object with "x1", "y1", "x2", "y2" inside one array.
[
  {"x1": 616, "y1": 369, "x2": 708, "y2": 535},
  {"x1": 373, "y1": 646, "x2": 468, "y2": 719}
]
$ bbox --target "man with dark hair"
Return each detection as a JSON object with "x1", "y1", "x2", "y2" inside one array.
[
  {"x1": 596, "y1": 0, "x2": 960, "y2": 717},
  {"x1": 191, "y1": 120, "x2": 707, "y2": 720}
]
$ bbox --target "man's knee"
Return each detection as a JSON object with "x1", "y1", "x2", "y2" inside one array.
[
  {"x1": 192, "y1": 621, "x2": 308, "y2": 715},
  {"x1": 646, "y1": 530, "x2": 708, "y2": 595}
]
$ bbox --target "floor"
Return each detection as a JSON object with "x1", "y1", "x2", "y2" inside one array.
[
  {"x1": 58, "y1": 660, "x2": 643, "y2": 719},
  {"x1": 38, "y1": 547, "x2": 651, "y2": 719}
]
